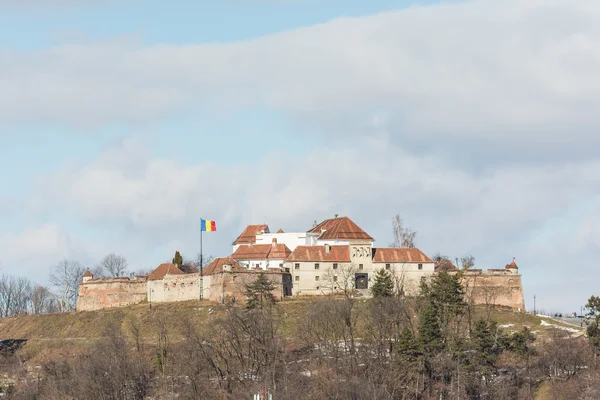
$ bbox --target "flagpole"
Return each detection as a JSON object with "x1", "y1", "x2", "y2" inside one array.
[{"x1": 200, "y1": 219, "x2": 203, "y2": 301}]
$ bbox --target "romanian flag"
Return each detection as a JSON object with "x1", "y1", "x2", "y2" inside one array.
[{"x1": 201, "y1": 219, "x2": 216, "y2": 232}]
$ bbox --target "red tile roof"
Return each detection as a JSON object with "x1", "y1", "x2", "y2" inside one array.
[
  {"x1": 148, "y1": 263, "x2": 184, "y2": 281},
  {"x1": 307, "y1": 216, "x2": 373, "y2": 241},
  {"x1": 434, "y1": 259, "x2": 459, "y2": 272},
  {"x1": 287, "y1": 245, "x2": 351, "y2": 262},
  {"x1": 277, "y1": 228, "x2": 284, "y2": 233},
  {"x1": 505, "y1": 259, "x2": 518, "y2": 269},
  {"x1": 372, "y1": 248, "x2": 433, "y2": 263},
  {"x1": 231, "y1": 243, "x2": 292, "y2": 261},
  {"x1": 203, "y1": 257, "x2": 246, "y2": 275},
  {"x1": 232, "y1": 224, "x2": 269, "y2": 245},
  {"x1": 83, "y1": 269, "x2": 93, "y2": 278}
]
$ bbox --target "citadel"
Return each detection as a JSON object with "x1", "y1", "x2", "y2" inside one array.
[{"x1": 76, "y1": 216, "x2": 525, "y2": 312}]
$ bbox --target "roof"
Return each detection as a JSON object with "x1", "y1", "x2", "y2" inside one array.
[
  {"x1": 231, "y1": 243, "x2": 292, "y2": 261},
  {"x1": 203, "y1": 257, "x2": 246, "y2": 275},
  {"x1": 232, "y1": 224, "x2": 269, "y2": 245},
  {"x1": 276, "y1": 228, "x2": 284, "y2": 233},
  {"x1": 179, "y1": 264, "x2": 199, "y2": 274},
  {"x1": 372, "y1": 248, "x2": 433, "y2": 263},
  {"x1": 434, "y1": 259, "x2": 459, "y2": 272},
  {"x1": 307, "y1": 216, "x2": 373, "y2": 241},
  {"x1": 83, "y1": 269, "x2": 93, "y2": 278},
  {"x1": 506, "y1": 259, "x2": 518, "y2": 269},
  {"x1": 287, "y1": 245, "x2": 351, "y2": 262},
  {"x1": 148, "y1": 263, "x2": 184, "y2": 281}
]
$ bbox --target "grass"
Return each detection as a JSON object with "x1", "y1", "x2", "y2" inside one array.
[{"x1": 0, "y1": 298, "x2": 583, "y2": 365}]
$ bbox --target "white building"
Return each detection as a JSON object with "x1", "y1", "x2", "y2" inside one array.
[
  {"x1": 229, "y1": 216, "x2": 435, "y2": 296},
  {"x1": 231, "y1": 238, "x2": 292, "y2": 270}
]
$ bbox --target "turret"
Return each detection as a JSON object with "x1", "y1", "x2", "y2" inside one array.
[{"x1": 82, "y1": 269, "x2": 93, "y2": 282}]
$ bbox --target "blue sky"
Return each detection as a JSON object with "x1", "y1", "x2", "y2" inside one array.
[{"x1": 1, "y1": 0, "x2": 600, "y2": 313}]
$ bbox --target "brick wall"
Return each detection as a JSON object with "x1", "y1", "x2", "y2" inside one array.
[
  {"x1": 208, "y1": 270, "x2": 287, "y2": 304},
  {"x1": 76, "y1": 277, "x2": 147, "y2": 312},
  {"x1": 461, "y1": 270, "x2": 526, "y2": 312}
]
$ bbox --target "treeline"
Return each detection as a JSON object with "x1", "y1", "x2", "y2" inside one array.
[
  {"x1": 1, "y1": 270, "x2": 599, "y2": 399},
  {"x1": 0, "y1": 250, "x2": 212, "y2": 317}
]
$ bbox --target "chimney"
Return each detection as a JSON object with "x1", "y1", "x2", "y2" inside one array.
[
  {"x1": 325, "y1": 244, "x2": 331, "y2": 253},
  {"x1": 313, "y1": 220, "x2": 317, "y2": 228},
  {"x1": 272, "y1": 238, "x2": 277, "y2": 247}
]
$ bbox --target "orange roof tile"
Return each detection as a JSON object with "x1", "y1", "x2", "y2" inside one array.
[
  {"x1": 434, "y1": 259, "x2": 459, "y2": 272},
  {"x1": 277, "y1": 228, "x2": 284, "y2": 233},
  {"x1": 505, "y1": 259, "x2": 518, "y2": 269},
  {"x1": 231, "y1": 243, "x2": 292, "y2": 261},
  {"x1": 148, "y1": 263, "x2": 184, "y2": 281},
  {"x1": 307, "y1": 216, "x2": 373, "y2": 241},
  {"x1": 203, "y1": 257, "x2": 246, "y2": 275},
  {"x1": 232, "y1": 224, "x2": 269, "y2": 245},
  {"x1": 287, "y1": 245, "x2": 351, "y2": 262},
  {"x1": 83, "y1": 269, "x2": 93, "y2": 278},
  {"x1": 372, "y1": 248, "x2": 433, "y2": 263}
]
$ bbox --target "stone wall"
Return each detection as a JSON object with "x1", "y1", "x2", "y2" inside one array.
[
  {"x1": 208, "y1": 270, "x2": 288, "y2": 304},
  {"x1": 76, "y1": 277, "x2": 147, "y2": 312},
  {"x1": 461, "y1": 269, "x2": 526, "y2": 312}
]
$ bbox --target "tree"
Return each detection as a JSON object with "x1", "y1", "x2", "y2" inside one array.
[
  {"x1": 585, "y1": 295, "x2": 600, "y2": 358},
  {"x1": 184, "y1": 253, "x2": 214, "y2": 269},
  {"x1": 245, "y1": 273, "x2": 276, "y2": 310},
  {"x1": 97, "y1": 253, "x2": 128, "y2": 277},
  {"x1": 390, "y1": 214, "x2": 417, "y2": 248},
  {"x1": 370, "y1": 269, "x2": 394, "y2": 297},
  {"x1": 49, "y1": 259, "x2": 85, "y2": 312},
  {"x1": 172, "y1": 251, "x2": 183, "y2": 266},
  {"x1": 459, "y1": 254, "x2": 475, "y2": 270}
]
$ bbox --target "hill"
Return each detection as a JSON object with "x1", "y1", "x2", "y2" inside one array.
[{"x1": 0, "y1": 297, "x2": 582, "y2": 366}]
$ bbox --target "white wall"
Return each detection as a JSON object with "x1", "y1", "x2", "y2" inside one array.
[
  {"x1": 236, "y1": 258, "x2": 287, "y2": 270},
  {"x1": 372, "y1": 262, "x2": 435, "y2": 295},
  {"x1": 255, "y1": 232, "x2": 308, "y2": 251}
]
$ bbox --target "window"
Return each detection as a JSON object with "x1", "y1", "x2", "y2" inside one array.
[
  {"x1": 285, "y1": 268, "x2": 290, "y2": 273},
  {"x1": 315, "y1": 276, "x2": 320, "y2": 281},
  {"x1": 385, "y1": 263, "x2": 391, "y2": 270},
  {"x1": 333, "y1": 276, "x2": 338, "y2": 282},
  {"x1": 333, "y1": 263, "x2": 338, "y2": 269},
  {"x1": 418, "y1": 263, "x2": 423, "y2": 270},
  {"x1": 294, "y1": 263, "x2": 300, "y2": 269},
  {"x1": 295, "y1": 276, "x2": 299, "y2": 281},
  {"x1": 315, "y1": 263, "x2": 320, "y2": 270},
  {"x1": 279, "y1": 263, "x2": 283, "y2": 268},
  {"x1": 359, "y1": 264, "x2": 363, "y2": 270}
]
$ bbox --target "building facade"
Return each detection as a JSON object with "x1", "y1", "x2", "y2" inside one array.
[{"x1": 76, "y1": 215, "x2": 525, "y2": 312}]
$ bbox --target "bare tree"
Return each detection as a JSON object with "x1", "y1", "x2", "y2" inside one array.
[
  {"x1": 390, "y1": 214, "x2": 417, "y2": 248},
  {"x1": 321, "y1": 263, "x2": 359, "y2": 298},
  {"x1": 49, "y1": 259, "x2": 85, "y2": 312},
  {"x1": 184, "y1": 253, "x2": 215, "y2": 270},
  {"x1": 96, "y1": 253, "x2": 128, "y2": 277},
  {"x1": 0, "y1": 275, "x2": 33, "y2": 317},
  {"x1": 459, "y1": 254, "x2": 476, "y2": 270},
  {"x1": 30, "y1": 285, "x2": 56, "y2": 315}
]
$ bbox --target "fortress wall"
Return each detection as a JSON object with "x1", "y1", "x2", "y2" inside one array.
[
  {"x1": 77, "y1": 278, "x2": 147, "y2": 312},
  {"x1": 461, "y1": 271, "x2": 525, "y2": 312},
  {"x1": 208, "y1": 271, "x2": 287, "y2": 304},
  {"x1": 148, "y1": 273, "x2": 213, "y2": 303}
]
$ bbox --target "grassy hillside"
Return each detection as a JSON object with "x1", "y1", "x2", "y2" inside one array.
[{"x1": 0, "y1": 298, "x2": 583, "y2": 366}]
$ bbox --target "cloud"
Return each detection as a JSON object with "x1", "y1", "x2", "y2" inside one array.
[
  {"x1": 0, "y1": 223, "x2": 101, "y2": 281},
  {"x1": 2, "y1": 0, "x2": 600, "y2": 162},
  {"x1": 25, "y1": 135, "x2": 600, "y2": 311}
]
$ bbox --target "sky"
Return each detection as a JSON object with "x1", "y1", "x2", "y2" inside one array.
[{"x1": 1, "y1": 0, "x2": 599, "y2": 313}]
